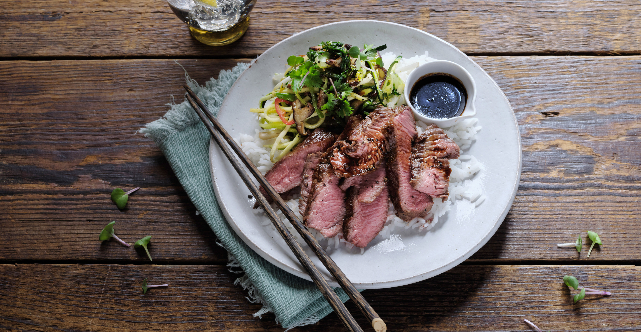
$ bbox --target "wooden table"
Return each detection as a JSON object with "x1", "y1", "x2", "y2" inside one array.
[{"x1": 1, "y1": 1, "x2": 640, "y2": 331}]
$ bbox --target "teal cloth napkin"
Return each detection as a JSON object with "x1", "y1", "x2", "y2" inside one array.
[{"x1": 141, "y1": 63, "x2": 349, "y2": 329}]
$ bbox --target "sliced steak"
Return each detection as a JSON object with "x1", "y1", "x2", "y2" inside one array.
[
  {"x1": 298, "y1": 152, "x2": 323, "y2": 215},
  {"x1": 301, "y1": 116, "x2": 363, "y2": 237},
  {"x1": 343, "y1": 163, "x2": 389, "y2": 248},
  {"x1": 261, "y1": 128, "x2": 337, "y2": 195},
  {"x1": 304, "y1": 162, "x2": 345, "y2": 238},
  {"x1": 339, "y1": 160, "x2": 387, "y2": 204},
  {"x1": 415, "y1": 124, "x2": 460, "y2": 159},
  {"x1": 410, "y1": 125, "x2": 460, "y2": 198},
  {"x1": 386, "y1": 106, "x2": 433, "y2": 221},
  {"x1": 330, "y1": 106, "x2": 404, "y2": 178}
]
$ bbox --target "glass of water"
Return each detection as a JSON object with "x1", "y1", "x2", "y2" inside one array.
[{"x1": 167, "y1": 0, "x2": 257, "y2": 46}]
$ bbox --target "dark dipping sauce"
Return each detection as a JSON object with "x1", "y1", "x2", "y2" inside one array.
[{"x1": 409, "y1": 73, "x2": 467, "y2": 119}]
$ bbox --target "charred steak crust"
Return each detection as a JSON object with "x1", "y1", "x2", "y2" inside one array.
[
  {"x1": 410, "y1": 124, "x2": 460, "y2": 198},
  {"x1": 386, "y1": 106, "x2": 433, "y2": 221},
  {"x1": 329, "y1": 106, "x2": 404, "y2": 178}
]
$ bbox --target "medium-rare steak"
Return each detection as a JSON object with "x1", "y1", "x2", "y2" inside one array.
[
  {"x1": 304, "y1": 162, "x2": 346, "y2": 238},
  {"x1": 330, "y1": 106, "x2": 404, "y2": 178},
  {"x1": 301, "y1": 116, "x2": 363, "y2": 237},
  {"x1": 386, "y1": 106, "x2": 433, "y2": 221},
  {"x1": 343, "y1": 162, "x2": 389, "y2": 248},
  {"x1": 261, "y1": 128, "x2": 337, "y2": 195},
  {"x1": 410, "y1": 125, "x2": 460, "y2": 198}
]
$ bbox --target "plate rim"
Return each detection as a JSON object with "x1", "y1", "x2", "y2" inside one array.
[{"x1": 210, "y1": 20, "x2": 522, "y2": 288}]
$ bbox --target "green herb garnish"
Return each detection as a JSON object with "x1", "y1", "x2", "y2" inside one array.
[
  {"x1": 111, "y1": 187, "x2": 140, "y2": 210},
  {"x1": 586, "y1": 231, "x2": 602, "y2": 258},
  {"x1": 563, "y1": 275, "x2": 611, "y2": 304},
  {"x1": 99, "y1": 221, "x2": 130, "y2": 247},
  {"x1": 142, "y1": 278, "x2": 168, "y2": 294},
  {"x1": 556, "y1": 235, "x2": 582, "y2": 253},
  {"x1": 135, "y1": 235, "x2": 153, "y2": 261}
]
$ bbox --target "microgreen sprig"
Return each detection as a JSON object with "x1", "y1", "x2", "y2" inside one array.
[
  {"x1": 524, "y1": 319, "x2": 543, "y2": 332},
  {"x1": 587, "y1": 231, "x2": 602, "y2": 258},
  {"x1": 142, "y1": 278, "x2": 168, "y2": 294},
  {"x1": 99, "y1": 221, "x2": 130, "y2": 247},
  {"x1": 563, "y1": 275, "x2": 611, "y2": 303},
  {"x1": 557, "y1": 235, "x2": 582, "y2": 253},
  {"x1": 134, "y1": 235, "x2": 153, "y2": 261},
  {"x1": 111, "y1": 187, "x2": 140, "y2": 210}
]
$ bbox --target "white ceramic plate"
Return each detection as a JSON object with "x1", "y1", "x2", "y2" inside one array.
[{"x1": 209, "y1": 20, "x2": 521, "y2": 289}]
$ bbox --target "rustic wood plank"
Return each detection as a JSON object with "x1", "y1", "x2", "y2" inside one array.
[
  {"x1": 0, "y1": 56, "x2": 639, "y2": 262},
  {"x1": 1, "y1": 0, "x2": 641, "y2": 58},
  {"x1": 0, "y1": 59, "x2": 249, "y2": 263},
  {"x1": 0, "y1": 264, "x2": 638, "y2": 331}
]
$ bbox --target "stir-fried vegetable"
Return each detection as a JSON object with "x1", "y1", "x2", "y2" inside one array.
[{"x1": 252, "y1": 41, "x2": 405, "y2": 162}]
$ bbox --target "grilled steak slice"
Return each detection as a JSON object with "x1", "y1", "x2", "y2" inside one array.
[
  {"x1": 298, "y1": 152, "x2": 323, "y2": 215},
  {"x1": 410, "y1": 125, "x2": 460, "y2": 198},
  {"x1": 339, "y1": 160, "x2": 387, "y2": 204},
  {"x1": 304, "y1": 162, "x2": 345, "y2": 238},
  {"x1": 386, "y1": 106, "x2": 433, "y2": 221},
  {"x1": 330, "y1": 106, "x2": 404, "y2": 178},
  {"x1": 262, "y1": 128, "x2": 337, "y2": 195},
  {"x1": 414, "y1": 124, "x2": 460, "y2": 159},
  {"x1": 301, "y1": 116, "x2": 363, "y2": 237},
  {"x1": 343, "y1": 163, "x2": 389, "y2": 248}
]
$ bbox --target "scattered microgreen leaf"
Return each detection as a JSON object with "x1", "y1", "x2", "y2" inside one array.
[
  {"x1": 557, "y1": 235, "x2": 583, "y2": 253},
  {"x1": 99, "y1": 221, "x2": 130, "y2": 247},
  {"x1": 134, "y1": 235, "x2": 153, "y2": 261},
  {"x1": 587, "y1": 231, "x2": 602, "y2": 258},
  {"x1": 524, "y1": 319, "x2": 543, "y2": 332},
  {"x1": 563, "y1": 275, "x2": 579, "y2": 290},
  {"x1": 141, "y1": 278, "x2": 169, "y2": 294},
  {"x1": 111, "y1": 187, "x2": 139, "y2": 210},
  {"x1": 573, "y1": 287, "x2": 586, "y2": 303},
  {"x1": 563, "y1": 275, "x2": 611, "y2": 304}
]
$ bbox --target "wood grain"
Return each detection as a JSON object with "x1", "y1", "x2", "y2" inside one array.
[
  {"x1": 0, "y1": 264, "x2": 638, "y2": 331},
  {"x1": 0, "y1": 56, "x2": 639, "y2": 262},
  {"x1": 1, "y1": 0, "x2": 641, "y2": 58}
]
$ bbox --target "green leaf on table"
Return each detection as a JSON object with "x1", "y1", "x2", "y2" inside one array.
[
  {"x1": 563, "y1": 275, "x2": 579, "y2": 290},
  {"x1": 587, "y1": 231, "x2": 602, "y2": 258},
  {"x1": 135, "y1": 235, "x2": 153, "y2": 261},
  {"x1": 99, "y1": 221, "x2": 116, "y2": 241},
  {"x1": 111, "y1": 187, "x2": 139, "y2": 210},
  {"x1": 99, "y1": 221, "x2": 130, "y2": 246},
  {"x1": 575, "y1": 236, "x2": 582, "y2": 253},
  {"x1": 142, "y1": 278, "x2": 149, "y2": 294},
  {"x1": 573, "y1": 287, "x2": 586, "y2": 303}
]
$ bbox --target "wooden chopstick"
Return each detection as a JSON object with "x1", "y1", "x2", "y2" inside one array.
[
  {"x1": 184, "y1": 93, "x2": 363, "y2": 332},
  {"x1": 184, "y1": 86, "x2": 386, "y2": 332}
]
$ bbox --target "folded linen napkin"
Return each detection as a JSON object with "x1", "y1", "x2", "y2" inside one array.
[{"x1": 140, "y1": 63, "x2": 349, "y2": 329}]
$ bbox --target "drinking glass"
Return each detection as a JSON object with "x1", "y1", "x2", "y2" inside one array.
[{"x1": 167, "y1": 0, "x2": 256, "y2": 46}]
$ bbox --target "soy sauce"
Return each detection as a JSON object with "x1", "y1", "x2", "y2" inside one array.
[{"x1": 409, "y1": 73, "x2": 467, "y2": 119}]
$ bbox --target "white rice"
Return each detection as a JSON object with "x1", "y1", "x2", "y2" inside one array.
[{"x1": 238, "y1": 50, "x2": 484, "y2": 252}]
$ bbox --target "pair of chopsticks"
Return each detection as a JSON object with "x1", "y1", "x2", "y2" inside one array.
[{"x1": 184, "y1": 86, "x2": 386, "y2": 332}]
